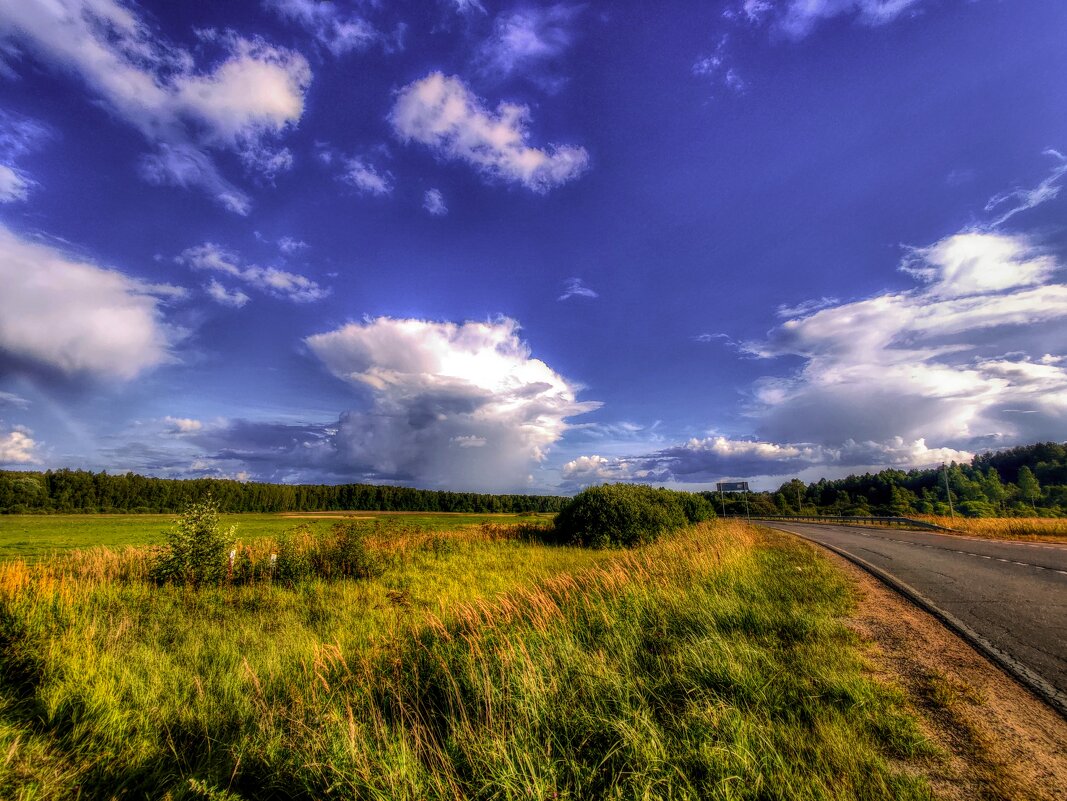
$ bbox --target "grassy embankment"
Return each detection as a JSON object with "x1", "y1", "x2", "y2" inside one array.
[
  {"x1": 913, "y1": 515, "x2": 1067, "y2": 542},
  {"x1": 1, "y1": 520, "x2": 935, "y2": 799},
  {"x1": 0, "y1": 512, "x2": 554, "y2": 561}
]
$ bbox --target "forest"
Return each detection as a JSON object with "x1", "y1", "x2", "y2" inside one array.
[
  {"x1": 0, "y1": 470, "x2": 567, "y2": 514},
  {"x1": 709, "y1": 441, "x2": 1067, "y2": 518},
  {"x1": 2, "y1": 441, "x2": 1065, "y2": 517}
]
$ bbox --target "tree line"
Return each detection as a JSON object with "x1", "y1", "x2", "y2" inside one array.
[
  {"x1": 706, "y1": 441, "x2": 1067, "y2": 518},
  {"x1": 0, "y1": 469, "x2": 568, "y2": 515}
]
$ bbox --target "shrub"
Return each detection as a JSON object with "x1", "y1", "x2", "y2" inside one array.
[
  {"x1": 149, "y1": 498, "x2": 235, "y2": 586},
  {"x1": 554, "y1": 484, "x2": 712, "y2": 548},
  {"x1": 307, "y1": 522, "x2": 384, "y2": 580}
]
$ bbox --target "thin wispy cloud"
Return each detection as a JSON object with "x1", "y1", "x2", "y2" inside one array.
[
  {"x1": 180, "y1": 243, "x2": 329, "y2": 304},
  {"x1": 985, "y1": 148, "x2": 1067, "y2": 227},
  {"x1": 558, "y1": 277, "x2": 598, "y2": 301}
]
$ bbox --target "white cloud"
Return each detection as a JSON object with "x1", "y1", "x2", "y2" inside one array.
[
  {"x1": 0, "y1": 111, "x2": 49, "y2": 202},
  {"x1": 0, "y1": 223, "x2": 179, "y2": 380},
  {"x1": 747, "y1": 230, "x2": 1067, "y2": 452},
  {"x1": 204, "y1": 278, "x2": 251, "y2": 308},
  {"x1": 180, "y1": 243, "x2": 329, "y2": 304},
  {"x1": 265, "y1": 0, "x2": 381, "y2": 56},
  {"x1": 0, "y1": 391, "x2": 29, "y2": 408},
  {"x1": 423, "y1": 187, "x2": 448, "y2": 216},
  {"x1": 985, "y1": 148, "x2": 1067, "y2": 227},
  {"x1": 558, "y1": 277, "x2": 598, "y2": 301},
  {"x1": 0, "y1": 164, "x2": 31, "y2": 202},
  {"x1": 0, "y1": 1, "x2": 311, "y2": 211},
  {"x1": 0, "y1": 424, "x2": 37, "y2": 464},
  {"x1": 305, "y1": 316, "x2": 600, "y2": 490},
  {"x1": 451, "y1": 0, "x2": 487, "y2": 15},
  {"x1": 340, "y1": 157, "x2": 393, "y2": 196},
  {"x1": 478, "y1": 4, "x2": 580, "y2": 82},
  {"x1": 163, "y1": 416, "x2": 203, "y2": 434},
  {"x1": 277, "y1": 236, "x2": 308, "y2": 254},
  {"x1": 389, "y1": 72, "x2": 589, "y2": 193},
  {"x1": 776, "y1": 0, "x2": 926, "y2": 38},
  {"x1": 692, "y1": 36, "x2": 746, "y2": 96}
]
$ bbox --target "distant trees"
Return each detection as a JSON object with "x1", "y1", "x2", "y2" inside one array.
[{"x1": 0, "y1": 469, "x2": 569, "y2": 515}]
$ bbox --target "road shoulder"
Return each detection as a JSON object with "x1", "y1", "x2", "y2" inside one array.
[{"x1": 781, "y1": 531, "x2": 1067, "y2": 801}]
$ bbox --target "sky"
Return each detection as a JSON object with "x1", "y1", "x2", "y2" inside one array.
[{"x1": 0, "y1": 0, "x2": 1065, "y2": 494}]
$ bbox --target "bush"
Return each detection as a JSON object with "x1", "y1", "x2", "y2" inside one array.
[
  {"x1": 308, "y1": 522, "x2": 384, "y2": 580},
  {"x1": 554, "y1": 484, "x2": 713, "y2": 548},
  {"x1": 149, "y1": 498, "x2": 235, "y2": 586}
]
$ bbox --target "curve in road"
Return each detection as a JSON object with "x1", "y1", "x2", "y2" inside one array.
[{"x1": 756, "y1": 520, "x2": 1067, "y2": 720}]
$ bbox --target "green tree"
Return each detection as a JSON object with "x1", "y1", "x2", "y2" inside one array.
[
  {"x1": 1017, "y1": 466, "x2": 1042, "y2": 514},
  {"x1": 150, "y1": 498, "x2": 236, "y2": 586}
]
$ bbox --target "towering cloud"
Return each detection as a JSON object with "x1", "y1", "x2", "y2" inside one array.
[{"x1": 306, "y1": 316, "x2": 599, "y2": 490}]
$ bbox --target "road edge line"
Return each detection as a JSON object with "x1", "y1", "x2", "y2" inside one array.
[{"x1": 759, "y1": 523, "x2": 1067, "y2": 722}]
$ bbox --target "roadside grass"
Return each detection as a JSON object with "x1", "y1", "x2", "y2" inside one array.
[
  {"x1": 914, "y1": 515, "x2": 1067, "y2": 542},
  {"x1": 0, "y1": 512, "x2": 554, "y2": 561},
  {"x1": 1, "y1": 522, "x2": 935, "y2": 799}
]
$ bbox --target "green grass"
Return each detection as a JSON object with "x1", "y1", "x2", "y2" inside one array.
[
  {"x1": 0, "y1": 521, "x2": 934, "y2": 799},
  {"x1": 0, "y1": 512, "x2": 554, "y2": 561}
]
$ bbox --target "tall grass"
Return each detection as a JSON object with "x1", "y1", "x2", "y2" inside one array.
[
  {"x1": 916, "y1": 515, "x2": 1067, "y2": 540},
  {"x1": 2, "y1": 521, "x2": 932, "y2": 799}
]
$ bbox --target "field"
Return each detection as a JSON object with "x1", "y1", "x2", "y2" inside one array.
[
  {"x1": 0, "y1": 519, "x2": 940, "y2": 800},
  {"x1": 915, "y1": 515, "x2": 1067, "y2": 542},
  {"x1": 0, "y1": 512, "x2": 554, "y2": 561}
]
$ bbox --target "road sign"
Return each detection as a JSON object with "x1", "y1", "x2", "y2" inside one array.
[{"x1": 716, "y1": 481, "x2": 750, "y2": 492}]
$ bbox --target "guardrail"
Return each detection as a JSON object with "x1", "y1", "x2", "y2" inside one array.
[{"x1": 743, "y1": 515, "x2": 956, "y2": 532}]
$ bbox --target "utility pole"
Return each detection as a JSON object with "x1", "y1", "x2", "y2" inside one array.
[
  {"x1": 796, "y1": 482, "x2": 803, "y2": 515},
  {"x1": 942, "y1": 463, "x2": 955, "y2": 520}
]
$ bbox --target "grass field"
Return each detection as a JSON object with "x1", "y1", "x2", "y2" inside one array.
[
  {"x1": 0, "y1": 519, "x2": 938, "y2": 800},
  {"x1": 914, "y1": 515, "x2": 1067, "y2": 542},
  {"x1": 0, "y1": 511, "x2": 554, "y2": 561}
]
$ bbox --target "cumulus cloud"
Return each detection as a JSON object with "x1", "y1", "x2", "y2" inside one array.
[
  {"x1": 0, "y1": 424, "x2": 37, "y2": 464},
  {"x1": 744, "y1": 231, "x2": 1067, "y2": 451},
  {"x1": 563, "y1": 221, "x2": 1067, "y2": 488},
  {"x1": 305, "y1": 316, "x2": 600, "y2": 491},
  {"x1": 423, "y1": 187, "x2": 448, "y2": 216},
  {"x1": 340, "y1": 157, "x2": 393, "y2": 196},
  {"x1": 0, "y1": 1, "x2": 311, "y2": 211},
  {"x1": 265, "y1": 0, "x2": 381, "y2": 56},
  {"x1": 180, "y1": 243, "x2": 329, "y2": 304},
  {"x1": 558, "y1": 277, "x2": 598, "y2": 301},
  {"x1": 0, "y1": 223, "x2": 180, "y2": 380},
  {"x1": 389, "y1": 72, "x2": 589, "y2": 193}
]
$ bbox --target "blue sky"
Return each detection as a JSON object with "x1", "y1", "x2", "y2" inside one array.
[{"x1": 1, "y1": 0, "x2": 1066, "y2": 493}]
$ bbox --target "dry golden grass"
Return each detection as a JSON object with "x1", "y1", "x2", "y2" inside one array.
[{"x1": 915, "y1": 515, "x2": 1067, "y2": 542}]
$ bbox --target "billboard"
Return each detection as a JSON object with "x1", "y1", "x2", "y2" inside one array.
[{"x1": 716, "y1": 481, "x2": 750, "y2": 492}]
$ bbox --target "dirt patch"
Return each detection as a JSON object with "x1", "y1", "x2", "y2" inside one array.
[{"x1": 806, "y1": 539, "x2": 1067, "y2": 800}]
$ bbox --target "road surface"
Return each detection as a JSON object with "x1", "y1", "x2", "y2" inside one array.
[{"x1": 757, "y1": 520, "x2": 1067, "y2": 715}]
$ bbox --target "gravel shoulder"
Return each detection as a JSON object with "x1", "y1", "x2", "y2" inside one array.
[{"x1": 781, "y1": 532, "x2": 1067, "y2": 800}]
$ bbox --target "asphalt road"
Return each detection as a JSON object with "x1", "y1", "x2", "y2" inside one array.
[{"x1": 757, "y1": 521, "x2": 1067, "y2": 712}]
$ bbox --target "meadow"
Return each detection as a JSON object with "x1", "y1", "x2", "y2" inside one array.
[
  {"x1": 0, "y1": 518, "x2": 938, "y2": 800},
  {"x1": 913, "y1": 515, "x2": 1067, "y2": 542},
  {"x1": 0, "y1": 512, "x2": 553, "y2": 561}
]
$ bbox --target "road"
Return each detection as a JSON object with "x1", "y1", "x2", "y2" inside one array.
[{"x1": 757, "y1": 520, "x2": 1067, "y2": 715}]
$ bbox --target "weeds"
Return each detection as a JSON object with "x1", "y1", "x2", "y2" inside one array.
[{"x1": 0, "y1": 522, "x2": 934, "y2": 799}]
